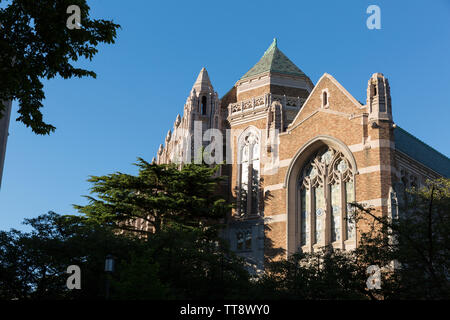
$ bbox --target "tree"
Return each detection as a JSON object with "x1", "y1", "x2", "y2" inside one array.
[
  {"x1": 75, "y1": 158, "x2": 231, "y2": 235},
  {"x1": 0, "y1": 212, "x2": 254, "y2": 300},
  {"x1": 255, "y1": 249, "x2": 369, "y2": 300},
  {"x1": 0, "y1": 0, "x2": 120, "y2": 134},
  {"x1": 73, "y1": 158, "x2": 256, "y2": 299},
  {"x1": 0, "y1": 212, "x2": 148, "y2": 299},
  {"x1": 0, "y1": 160, "x2": 253, "y2": 300},
  {"x1": 255, "y1": 178, "x2": 450, "y2": 300},
  {"x1": 352, "y1": 178, "x2": 450, "y2": 299},
  {"x1": 134, "y1": 223, "x2": 253, "y2": 300},
  {"x1": 110, "y1": 252, "x2": 169, "y2": 300}
]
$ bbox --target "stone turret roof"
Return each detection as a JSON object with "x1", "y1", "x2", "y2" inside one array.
[
  {"x1": 240, "y1": 39, "x2": 307, "y2": 80},
  {"x1": 394, "y1": 126, "x2": 450, "y2": 177},
  {"x1": 192, "y1": 67, "x2": 213, "y2": 93}
]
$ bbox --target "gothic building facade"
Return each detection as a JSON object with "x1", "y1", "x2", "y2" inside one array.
[{"x1": 156, "y1": 39, "x2": 450, "y2": 271}]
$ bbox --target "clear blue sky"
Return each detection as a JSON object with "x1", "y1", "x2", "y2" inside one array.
[{"x1": 1, "y1": 0, "x2": 449, "y2": 231}]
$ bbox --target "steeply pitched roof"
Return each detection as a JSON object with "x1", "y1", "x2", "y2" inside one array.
[
  {"x1": 394, "y1": 126, "x2": 450, "y2": 177},
  {"x1": 240, "y1": 39, "x2": 306, "y2": 80},
  {"x1": 192, "y1": 67, "x2": 213, "y2": 93}
]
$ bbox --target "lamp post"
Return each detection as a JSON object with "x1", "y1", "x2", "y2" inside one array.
[{"x1": 105, "y1": 254, "x2": 115, "y2": 299}]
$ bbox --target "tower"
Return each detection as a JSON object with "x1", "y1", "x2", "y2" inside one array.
[
  {"x1": 185, "y1": 67, "x2": 221, "y2": 133},
  {"x1": 156, "y1": 68, "x2": 221, "y2": 165}
]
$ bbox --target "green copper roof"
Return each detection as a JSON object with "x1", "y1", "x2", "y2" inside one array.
[
  {"x1": 240, "y1": 39, "x2": 306, "y2": 80},
  {"x1": 394, "y1": 126, "x2": 450, "y2": 177}
]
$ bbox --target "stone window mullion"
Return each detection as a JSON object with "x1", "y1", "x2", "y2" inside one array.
[
  {"x1": 324, "y1": 169, "x2": 331, "y2": 246},
  {"x1": 339, "y1": 175, "x2": 345, "y2": 248},
  {"x1": 310, "y1": 185, "x2": 315, "y2": 248},
  {"x1": 237, "y1": 163, "x2": 242, "y2": 215},
  {"x1": 296, "y1": 186, "x2": 301, "y2": 245},
  {"x1": 247, "y1": 142, "x2": 254, "y2": 216}
]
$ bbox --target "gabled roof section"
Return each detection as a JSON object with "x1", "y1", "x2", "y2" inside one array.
[
  {"x1": 240, "y1": 39, "x2": 307, "y2": 80},
  {"x1": 288, "y1": 73, "x2": 363, "y2": 131},
  {"x1": 394, "y1": 126, "x2": 450, "y2": 177}
]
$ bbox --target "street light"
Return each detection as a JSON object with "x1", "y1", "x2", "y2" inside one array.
[{"x1": 105, "y1": 254, "x2": 115, "y2": 299}]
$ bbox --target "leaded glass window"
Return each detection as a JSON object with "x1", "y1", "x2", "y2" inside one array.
[
  {"x1": 300, "y1": 188, "x2": 310, "y2": 246},
  {"x1": 331, "y1": 183, "x2": 341, "y2": 242},
  {"x1": 237, "y1": 129, "x2": 260, "y2": 217},
  {"x1": 236, "y1": 230, "x2": 252, "y2": 251},
  {"x1": 298, "y1": 146, "x2": 355, "y2": 248}
]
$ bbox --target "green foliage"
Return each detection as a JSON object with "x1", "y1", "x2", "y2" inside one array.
[
  {"x1": 0, "y1": 212, "x2": 252, "y2": 300},
  {"x1": 134, "y1": 224, "x2": 252, "y2": 300},
  {"x1": 352, "y1": 178, "x2": 450, "y2": 299},
  {"x1": 255, "y1": 178, "x2": 450, "y2": 300},
  {"x1": 0, "y1": 212, "x2": 146, "y2": 299},
  {"x1": 1, "y1": 160, "x2": 448, "y2": 300},
  {"x1": 0, "y1": 0, "x2": 120, "y2": 134},
  {"x1": 255, "y1": 250, "x2": 368, "y2": 300},
  {"x1": 0, "y1": 161, "x2": 249, "y2": 300},
  {"x1": 75, "y1": 159, "x2": 231, "y2": 234},
  {"x1": 110, "y1": 253, "x2": 169, "y2": 300}
]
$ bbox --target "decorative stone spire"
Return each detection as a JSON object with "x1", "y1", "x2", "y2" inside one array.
[
  {"x1": 175, "y1": 114, "x2": 181, "y2": 127},
  {"x1": 158, "y1": 144, "x2": 163, "y2": 155},
  {"x1": 156, "y1": 66, "x2": 221, "y2": 165},
  {"x1": 191, "y1": 67, "x2": 213, "y2": 95}
]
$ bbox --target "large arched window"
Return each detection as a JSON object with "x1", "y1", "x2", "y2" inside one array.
[
  {"x1": 237, "y1": 128, "x2": 260, "y2": 217},
  {"x1": 298, "y1": 146, "x2": 355, "y2": 249}
]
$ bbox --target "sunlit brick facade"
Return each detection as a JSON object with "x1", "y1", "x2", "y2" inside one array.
[{"x1": 156, "y1": 39, "x2": 450, "y2": 271}]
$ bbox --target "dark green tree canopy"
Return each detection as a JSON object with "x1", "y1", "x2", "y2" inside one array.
[
  {"x1": 0, "y1": 0, "x2": 120, "y2": 134},
  {"x1": 75, "y1": 158, "x2": 231, "y2": 234}
]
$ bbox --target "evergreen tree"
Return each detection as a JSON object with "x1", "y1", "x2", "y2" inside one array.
[{"x1": 75, "y1": 158, "x2": 230, "y2": 235}]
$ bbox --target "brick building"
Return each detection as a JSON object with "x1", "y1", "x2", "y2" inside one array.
[{"x1": 156, "y1": 39, "x2": 450, "y2": 271}]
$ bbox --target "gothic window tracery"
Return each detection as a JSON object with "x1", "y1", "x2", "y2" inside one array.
[
  {"x1": 237, "y1": 129, "x2": 260, "y2": 217},
  {"x1": 299, "y1": 147, "x2": 355, "y2": 248},
  {"x1": 236, "y1": 229, "x2": 252, "y2": 251}
]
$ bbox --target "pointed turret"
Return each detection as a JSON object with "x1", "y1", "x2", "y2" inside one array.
[
  {"x1": 174, "y1": 114, "x2": 181, "y2": 127},
  {"x1": 191, "y1": 67, "x2": 213, "y2": 95},
  {"x1": 367, "y1": 73, "x2": 392, "y2": 122},
  {"x1": 156, "y1": 67, "x2": 222, "y2": 165}
]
